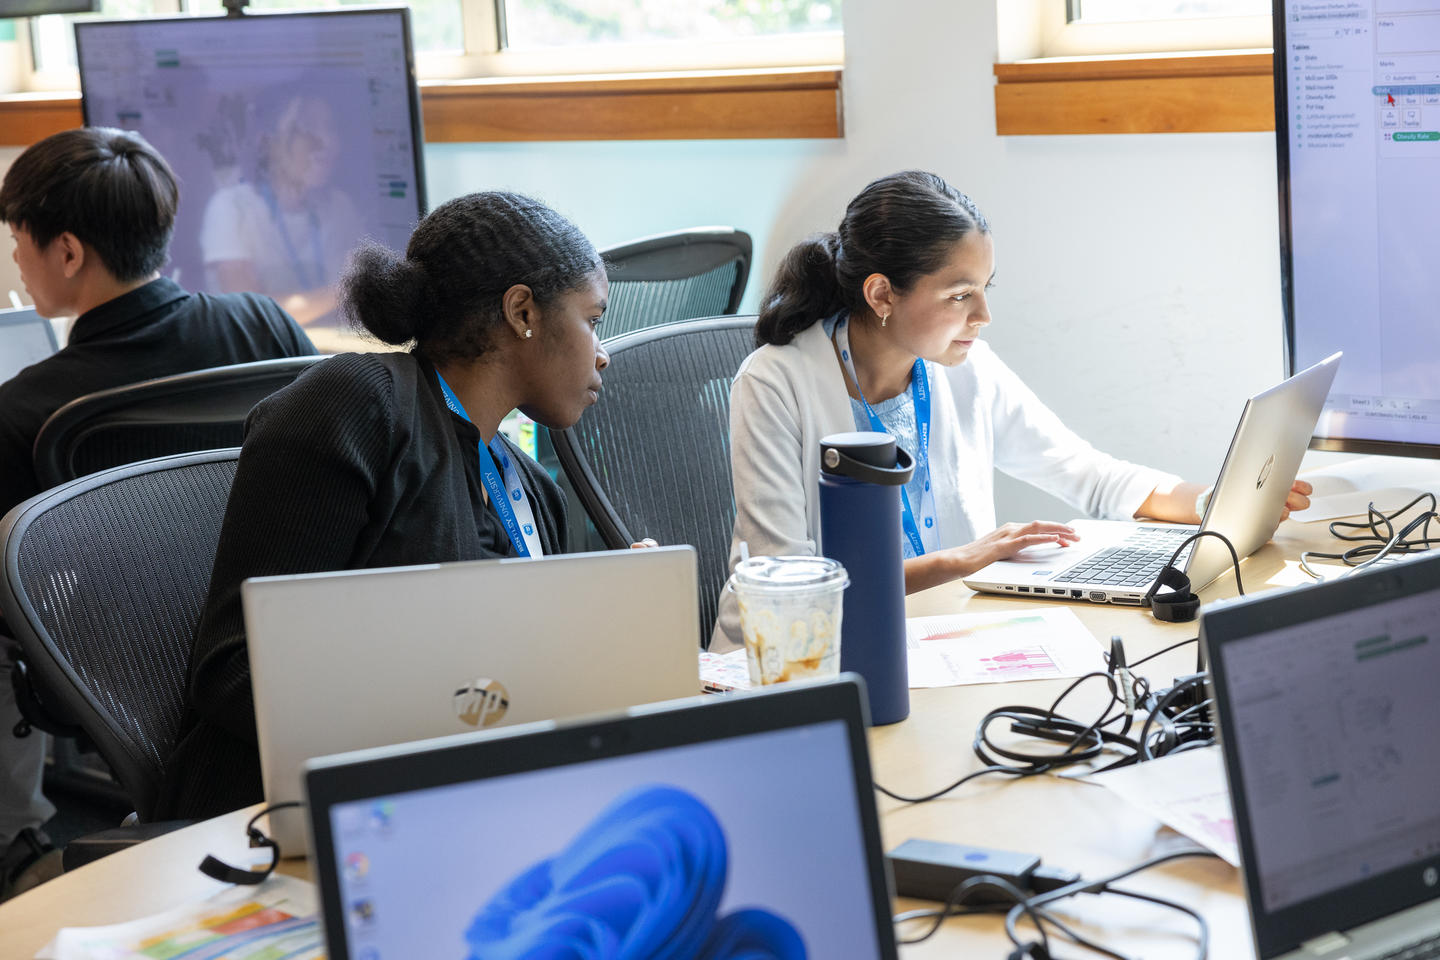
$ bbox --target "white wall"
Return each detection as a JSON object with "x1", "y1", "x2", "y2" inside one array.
[{"x1": 1, "y1": 0, "x2": 1295, "y2": 524}]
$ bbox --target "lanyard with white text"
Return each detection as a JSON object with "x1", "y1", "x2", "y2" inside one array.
[
  {"x1": 433, "y1": 371, "x2": 544, "y2": 558},
  {"x1": 833, "y1": 315, "x2": 937, "y2": 557}
]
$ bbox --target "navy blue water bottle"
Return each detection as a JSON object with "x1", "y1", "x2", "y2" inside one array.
[{"x1": 819, "y1": 431, "x2": 914, "y2": 725}]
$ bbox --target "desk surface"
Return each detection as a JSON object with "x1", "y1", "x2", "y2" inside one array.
[{"x1": 0, "y1": 519, "x2": 1343, "y2": 958}]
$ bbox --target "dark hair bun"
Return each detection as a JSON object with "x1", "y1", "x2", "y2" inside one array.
[{"x1": 340, "y1": 241, "x2": 429, "y2": 345}]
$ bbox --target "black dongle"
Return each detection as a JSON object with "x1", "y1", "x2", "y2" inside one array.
[{"x1": 888, "y1": 838, "x2": 1078, "y2": 904}]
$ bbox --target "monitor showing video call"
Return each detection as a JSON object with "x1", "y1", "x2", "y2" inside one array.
[{"x1": 76, "y1": 9, "x2": 427, "y2": 332}]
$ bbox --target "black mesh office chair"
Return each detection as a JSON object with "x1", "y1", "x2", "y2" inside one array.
[
  {"x1": 0, "y1": 450, "x2": 239, "y2": 823},
  {"x1": 550, "y1": 316, "x2": 757, "y2": 644},
  {"x1": 32, "y1": 356, "x2": 324, "y2": 488},
  {"x1": 599, "y1": 228, "x2": 752, "y2": 338}
]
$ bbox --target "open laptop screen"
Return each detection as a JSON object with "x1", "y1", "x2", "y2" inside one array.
[
  {"x1": 1208, "y1": 558, "x2": 1440, "y2": 957},
  {"x1": 1225, "y1": 593, "x2": 1440, "y2": 912},
  {"x1": 0, "y1": 307, "x2": 59, "y2": 383},
  {"x1": 320, "y1": 717, "x2": 883, "y2": 958}
]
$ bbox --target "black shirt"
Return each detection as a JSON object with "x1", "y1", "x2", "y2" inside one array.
[
  {"x1": 156, "y1": 351, "x2": 569, "y2": 820},
  {"x1": 0, "y1": 278, "x2": 316, "y2": 519}
]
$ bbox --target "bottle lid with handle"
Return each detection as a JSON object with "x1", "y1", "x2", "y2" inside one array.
[{"x1": 820, "y1": 431, "x2": 914, "y2": 487}]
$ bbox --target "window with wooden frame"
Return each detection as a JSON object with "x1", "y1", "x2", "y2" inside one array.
[{"x1": 997, "y1": 0, "x2": 1277, "y2": 135}]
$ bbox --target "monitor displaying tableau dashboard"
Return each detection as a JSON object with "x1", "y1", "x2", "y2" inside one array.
[
  {"x1": 1276, "y1": 0, "x2": 1440, "y2": 458},
  {"x1": 75, "y1": 10, "x2": 426, "y2": 332}
]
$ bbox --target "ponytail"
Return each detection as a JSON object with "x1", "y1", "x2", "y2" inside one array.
[{"x1": 754, "y1": 232, "x2": 845, "y2": 346}]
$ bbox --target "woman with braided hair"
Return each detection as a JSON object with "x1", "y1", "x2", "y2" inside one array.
[{"x1": 159, "y1": 191, "x2": 611, "y2": 818}]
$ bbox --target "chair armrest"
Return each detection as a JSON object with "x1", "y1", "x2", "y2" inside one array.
[{"x1": 61, "y1": 820, "x2": 194, "y2": 871}]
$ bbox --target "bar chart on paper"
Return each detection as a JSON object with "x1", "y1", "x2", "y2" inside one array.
[{"x1": 905, "y1": 609, "x2": 1107, "y2": 688}]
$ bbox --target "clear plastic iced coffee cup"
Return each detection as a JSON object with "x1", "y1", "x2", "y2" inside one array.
[{"x1": 726, "y1": 556, "x2": 849, "y2": 686}]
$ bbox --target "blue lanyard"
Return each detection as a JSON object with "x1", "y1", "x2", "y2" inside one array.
[
  {"x1": 833, "y1": 316, "x2": 937, "y2": 557},
  {"x1": 259, "y1": 181, "x2": 326, "y2": 290},
  {"x1": 433, "y1": 371, "x2": 544, "y2": 558}
]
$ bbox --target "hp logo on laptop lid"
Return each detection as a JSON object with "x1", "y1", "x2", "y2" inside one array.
[
  {"x1": 1256, "y1": 454, "x2": 1275, "y2": 490},
  {"x1": 454, "y1": 678, "x2": 510, "y2": 728}
]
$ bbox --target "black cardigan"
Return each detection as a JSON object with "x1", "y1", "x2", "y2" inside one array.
[
  {"x1": 156, "y1": 352, "x2": 568, "y2": 819},
  {"x1": 0, "y1": 277, "x2": 315, "y2": 519}
]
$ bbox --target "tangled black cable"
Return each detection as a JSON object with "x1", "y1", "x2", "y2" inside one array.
[
  {"x1": 1300, "y1": 493, "x2": 1440, "y2": 579},
  {"x1": 894, "y1": 847, "x2": 1220, "y2": 959},
  {"x1": 873, "y1": 636, "x2": 1210, "y2": 805}
]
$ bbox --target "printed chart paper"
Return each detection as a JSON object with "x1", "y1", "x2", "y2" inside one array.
[
  {"x1": 1088, "y1": 745, "x2": 1240, "y2": 866},
  {"x1": 905, "y1": 608, "x2": 1106, "y2": 688},
  {"x1": 705, "y1": 609, "x2": 1106, "y2": 692},
  {"x1": 36, "y1": 874, "x2": 321, "y2": 960}
]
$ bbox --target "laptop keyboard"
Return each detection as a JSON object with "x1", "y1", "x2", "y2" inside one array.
[
  {"x1": 1057, "y1": 526, "x2": 1195, "y2": 589},
  {"x1": 1375, "y1": 933, "x2": 1440, "y2": 960}
]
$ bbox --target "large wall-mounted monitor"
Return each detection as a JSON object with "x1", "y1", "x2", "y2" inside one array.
[
  {"x1": 1275, "y1": 0, "x2": 1440, "y2": 459},
  {"x1": 76, "y1": 9, "x2": 427, "y2": 333}
]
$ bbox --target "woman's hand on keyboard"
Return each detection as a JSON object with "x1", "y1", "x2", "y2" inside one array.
[{"x1": 904, "y1": 522, "x2": 1080, "y2": 594}]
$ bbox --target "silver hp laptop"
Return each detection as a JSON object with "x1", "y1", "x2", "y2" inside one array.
[
  {"x1": 964, "y1": 352, "x2": 1341, "y2": 606},
  {"x1": 245, "y1": 546, "x2": 701, "y2": 855},
  {"x1": 0, "y1": 305, "x2": 60, "y2": 382},
  {"x1": 1204, "y1": 551, "x2": 1440, "y2": 960},
  {"x1": 303, "y1": 676, "x2": 899, "y2": 960}
]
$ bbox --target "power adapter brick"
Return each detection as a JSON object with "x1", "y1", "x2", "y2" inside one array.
[{"x1": 888, "y1": 838, "x2": 1080, "y2": 904}]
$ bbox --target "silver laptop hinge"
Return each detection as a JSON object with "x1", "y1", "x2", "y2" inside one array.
[{"x1": 1301, "y1": 931, "x2": 1352, "y2": 956}]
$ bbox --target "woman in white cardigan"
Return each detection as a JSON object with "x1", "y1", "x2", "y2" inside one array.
[{"x1": 714, "y1": 171, "x2": 1310, "y2": 651}]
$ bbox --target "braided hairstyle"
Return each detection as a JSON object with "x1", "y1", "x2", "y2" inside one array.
[
  {"x1": 341, "y1": 191, "x2": 602, "y2": 364},
  {"x1": 755, "y1": 170, "x2": 990, "y2": 346}
]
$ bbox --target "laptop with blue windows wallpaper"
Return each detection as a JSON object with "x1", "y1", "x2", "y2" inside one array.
[
  {"x1": 303, "y1": 676, "x2": 899, "y2": 959},
  {"x1": 1204, "y1": 551, "x2": 1440, "y2": 960}
]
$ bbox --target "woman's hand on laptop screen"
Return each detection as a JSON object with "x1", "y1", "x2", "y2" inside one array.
[
  {"x1": 631, "y1": 538, "x2": 660, "y2": 549},
  {"x1": 1280, "y1": 479, "x2": 1313, "y2": 522}
]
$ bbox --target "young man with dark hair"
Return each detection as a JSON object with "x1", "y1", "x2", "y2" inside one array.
[{"x1": 0, "y1": 127, "x2": 318, "y2": 896}]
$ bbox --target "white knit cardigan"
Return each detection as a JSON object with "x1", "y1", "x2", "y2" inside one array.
[{"x1": 712, "y1": 321, "x2": 1179, "y2": 651}]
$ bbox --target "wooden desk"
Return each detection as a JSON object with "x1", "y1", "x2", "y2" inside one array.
[{"x1": 0, "y1": 519, "x2": 1340, "y2": 959}]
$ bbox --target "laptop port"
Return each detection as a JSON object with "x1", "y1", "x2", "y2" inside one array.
[
  {"x1": 1112, "y1": 596, "x2": 1143, "y2": 606},
  {"x1": 1051, "y1": 589, "x2": 1067, "y2": 596},
  {"x1": 1070, "y1": 590, "x2": 1083, "y2": 599},
  {"x1": 1089, "y1": 591, "x2": 1107, "y2": 602},
  {"x1": 1018, "y1": 586, "x2": 1030, "y2": 593}
]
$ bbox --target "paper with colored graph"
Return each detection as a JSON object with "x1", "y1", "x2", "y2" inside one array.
[
  {"x1": 35, "y1": 874, "x2": 322, "y2": 960},
  {"x1": 1088, "y1": 745, "x2": 1239, "y2": 866},
  {"x1": 905, "y1": 608, "x2": 1106, "y2": 688}
]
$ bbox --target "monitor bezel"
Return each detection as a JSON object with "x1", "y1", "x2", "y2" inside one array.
[
  {"x1": 1202, "y1": 552, "x2": 1440, "y2": 958},
  {"x1": 1272, "y1": 0, "x2": 1440, "y2": 461},
  {"x1": 0, "y1": 0, "x2": 97, "y2": 18},
  {"x1": 304, "y1": 677, "x2": 899, "y2": 960},
  {"x1": 73, "y1": 6, "x2": 428, "y2": 232}
]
